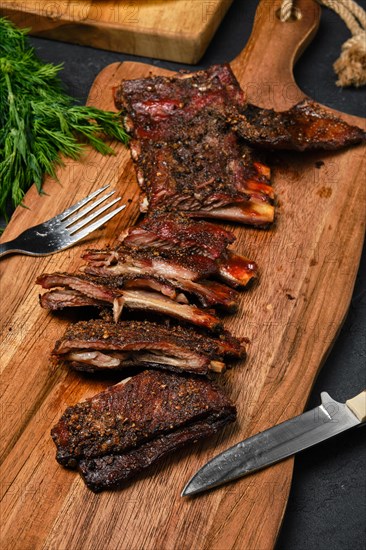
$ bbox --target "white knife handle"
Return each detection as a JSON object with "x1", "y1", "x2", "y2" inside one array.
[{"x1": 346, "y1": 390, "x2": 366, "y2": 423}]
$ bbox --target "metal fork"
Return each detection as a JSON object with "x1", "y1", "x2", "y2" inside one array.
[{"x1": 0, "y1": 185, "x2": 125, "y2": 258}]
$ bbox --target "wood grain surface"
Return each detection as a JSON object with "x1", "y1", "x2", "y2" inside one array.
[
  {"x1": 0, "y1": 0, "x2": 233, "y2": 63},
  {"x1": 1, "y1": 1, "x2": 365, "y2": 549}
]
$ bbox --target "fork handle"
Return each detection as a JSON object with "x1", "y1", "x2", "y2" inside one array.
[
  {"x1": 0, "y1": 241, "x2": 14, "y2": 258},
  {"x1": 0, "y1": 237, "x2": 51, "y2": 258},
  {"x1": 0, "y1": 239, "x2": 32, "y2": 258}
]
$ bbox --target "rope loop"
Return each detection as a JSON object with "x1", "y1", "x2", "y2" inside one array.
[
  {"x1": 279, "y1": 0, "x2": 366, "y2": 86},
  {"x1": 279, "y1": 0, "x2": 301, "y2": 21}
]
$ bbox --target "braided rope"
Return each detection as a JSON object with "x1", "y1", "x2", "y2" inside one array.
[
  {"x1": 279, "y1": 0, "x2": 366, "y2": 86},
  {"x1": 334, "y1": 30, "x2": 366, "y2": 86},
  {"x1": 279, "y1": 0, "x2": 294, "y2": 21},
  {"x1": 339, "y1": 0, "x2": 366, "y2": 28},
  {"x1": 321, "y1": 0, "x2": 363, "y2": 34}
]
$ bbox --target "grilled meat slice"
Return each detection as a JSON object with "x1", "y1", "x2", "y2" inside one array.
[
  {"x1": 228, "y1": 99, "x2": 366, "y2": 151},
  {"x1": 82, "y1": 248, "x2": 257, "y2": 289},
  {"x1": 39, "y1": 263, "x2": 239, "y2": 310},
  {"x1": 37, "y1": 272, "x2": 222, "y2": 331},
  {"x1": 121, "y1": 213, "x2": 236, "y2": 258},
  {"x1": 79, "y1": 269, "x2": 239, "y2": 310},
  {"x1": 83, "y1": 214, "x2": 258, "y2": 288},
  {"x1": 82, "y1": 247, "x2": 206, "y2": 282},
  {"x1": 121, "y1": 275, "x2": 239, "y2": 310},
  {"x1": 79, "y1": 415, "x2": 231, "y2": 492},
  {"x1": 115, "y1": 65, "x2": 274, "y2": 226},
  {"x1": 122, "y1": 214, "x2": 259, "y2": 288},
  {"x1": 53, "y1": 319, "x2": 245, "y2": 375},
  {"x1": 51, "y1": 370, "x2": 236, "y2": 491},
  {"x1": 116, "y1": 65, "x2": 364, "y2": 225}
]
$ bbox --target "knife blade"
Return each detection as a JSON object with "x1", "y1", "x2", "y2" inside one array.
[{"x1": 182, "y1": 389, "x2": 366, "y2": 496}]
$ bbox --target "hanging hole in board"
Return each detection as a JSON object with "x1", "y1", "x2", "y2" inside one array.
[{"x1": 276, "y1": 6, "x2": 302, "y2": 22}]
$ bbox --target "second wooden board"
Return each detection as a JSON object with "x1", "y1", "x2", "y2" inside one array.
[{"x1": 0, "y1": 0, "x2": 234, "y2": 63}]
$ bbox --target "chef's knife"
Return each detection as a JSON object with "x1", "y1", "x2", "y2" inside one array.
[{"x1": 182, "y1": 390, "x2": 365, "y2": 496}]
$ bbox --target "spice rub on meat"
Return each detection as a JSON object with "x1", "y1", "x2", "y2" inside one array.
[
  {"x1": 115, "y1": 64, "x2": 275, "y2": 227},
  {"x1": 51, "y1": 370, "x2": 237, "y2": 492},
  {"x1": 228, "y1": 99, "x2": 366, "y2": 152},
  {"x1": 78, "y1": 416, "x2": 231, "y2": 493},
  {"x1": 114, "y1": 63, "x2": 246, "y2": 140},
  {"x1": 53, "y1": 319, "x2": 246, "y2": 375},
  {"x1": 129, "y1": 121, "x2": 274, "y2": 226}
]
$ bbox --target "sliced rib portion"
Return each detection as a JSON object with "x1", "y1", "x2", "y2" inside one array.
[
  {"x1": 228, "y1": 99, "x2": 366, "y2": 151},
  {"x1": 36, "y1": 213, "x2": 259, "y2": 329},
  {"x1": 130, "y1": 125, "x2": 274, "y2": 226},
  {"x1": 83, "y1": 213, "x2": 258, "y2": 289},
  {"x1": 53, "y1": 319, "x2": 245, "y2": 375},
  {"x1": 121, "y1": 212, "x2": 236, "y2": 258},
  {"x1": 37, "y1": 272, "x2": 222, "y2": 331},
  {"x1": 115, "y1": 65, "x2": 274, "y2": 226},
  {"x1": 51, "y1": 370, "x2": 237, "y2": 491}
]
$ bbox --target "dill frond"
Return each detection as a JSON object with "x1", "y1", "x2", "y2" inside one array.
[{"x1": 0, "y1": 17, "x2": 129, "y2": 219}]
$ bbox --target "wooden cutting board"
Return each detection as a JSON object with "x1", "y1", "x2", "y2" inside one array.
[
  {"x1": 1, "y1": 1, "x2": 365, "y2": 549},
  {"x1": 0, "y1": 0, "x2": 234, "y2": 63}
]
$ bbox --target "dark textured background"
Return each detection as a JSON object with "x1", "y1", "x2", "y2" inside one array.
[{"x1": 4, "y1": 0, "x2": 366, "y2": 548}]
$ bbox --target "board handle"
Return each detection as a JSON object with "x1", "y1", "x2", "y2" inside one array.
[
  {"x1": 231, "y1": 0, "x2": 320, "y2": 109},
  {"x1": 346, "y1": 390, "x2": 366, "y2": 423}
]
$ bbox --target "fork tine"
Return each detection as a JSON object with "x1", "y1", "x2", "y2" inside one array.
[
  {"x1": 63, "y1": 190, "x2": 116, "y2": 226},
  {"x1": 68, "y1": 204, "x2": 126, "y2": 241},
  {"x1": 55, "y1": 185, "x2": 110, "y2": 222},
  {"x1": 68, "y1": 198, "x2": 123, "y2": 234}
]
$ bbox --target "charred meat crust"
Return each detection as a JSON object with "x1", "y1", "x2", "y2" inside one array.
[
  {"x1": 228, "y1": 99, "x2": 366, "y2": 151},
  {"x1": 51, "y1": 370, "x2": 237, "y2": 489},
  {"x1": 52, "y1": 319, "x2": 246, "y2": 375},
  {"x1": 79, "y1": 416, "x2": 232, "y2": 492},
  {"x1": 53, "y1": 319, "x2": 244, "y2": 356},
  {"x1": 116, "y1": 65, "x2": 364, "y2": 226},
  {"x1": 114, "y1": 64, "x2": 246, "y2": 138}
]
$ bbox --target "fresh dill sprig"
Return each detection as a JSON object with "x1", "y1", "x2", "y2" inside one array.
[{"x1": 0, "y1": 17, "x2": 129, "y2": 220}]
